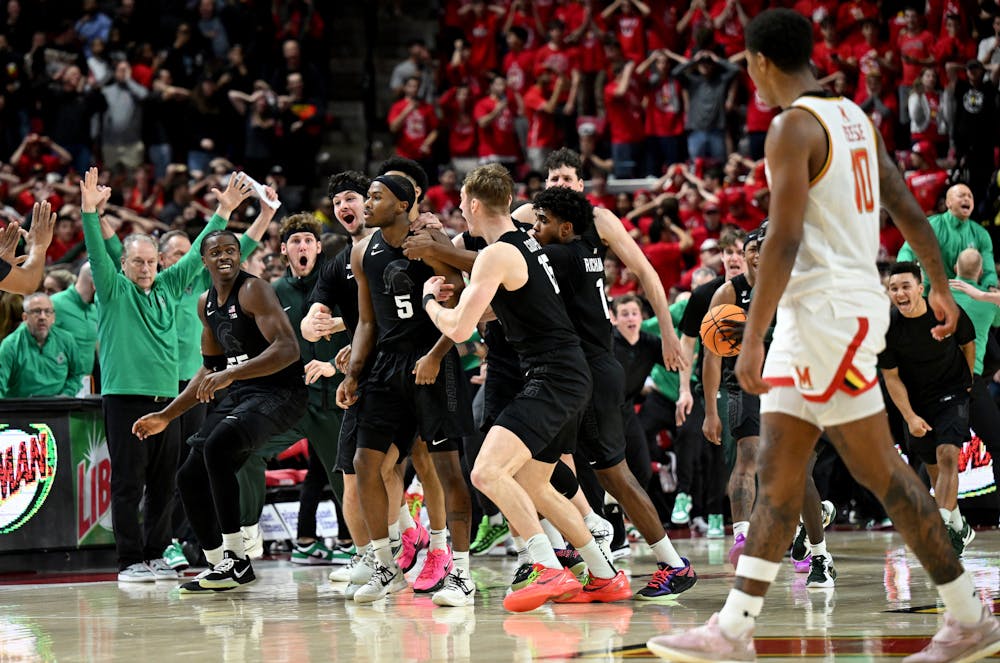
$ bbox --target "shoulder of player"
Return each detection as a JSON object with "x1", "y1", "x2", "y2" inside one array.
[
  {"x1": 592, "y1": 206, "x2": 626, "y2": 246},
  {"x1": 709, "y1": 279, "x2": 736, "y2": 306},
  {"x1": 238, "y1": 273, "x2": 281, "y2": 312},
  {"x1": 769, "y1": 106, "x2": 826, "y2": 149},
  {"x1": 351, "y1": 233, "x2": 375, "y2": 266}
]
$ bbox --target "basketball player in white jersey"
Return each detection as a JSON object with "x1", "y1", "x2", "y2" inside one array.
[{"x1": 648, "y1": 9, "x2": 1000, "y2": 663}]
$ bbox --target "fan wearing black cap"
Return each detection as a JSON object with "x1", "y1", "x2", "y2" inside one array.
[{"x1": 336, "y1": 174, "x2": 473, "y2": 605}]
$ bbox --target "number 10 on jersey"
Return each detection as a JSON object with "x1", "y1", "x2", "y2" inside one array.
[{"x1": 851, "y1": 148, "x2": 875, "y2": 213}]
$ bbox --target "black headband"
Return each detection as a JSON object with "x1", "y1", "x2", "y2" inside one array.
[
  {"x1": 372, "y1": 175, "x2": 415, "y2": 211},
  {"x1": 329, "y1": 179, "x2": 368, "y2": 198},
  {"x1": 281, "y1": 227, "x2": 321, "y2": 243}
]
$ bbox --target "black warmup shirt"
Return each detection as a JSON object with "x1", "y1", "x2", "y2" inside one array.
[
  {"x1": 362, "y1": 230, "x2": 438, "y2": 354},
  {"x1": 490, "y1": 230, "x2": 579, "y2": 362},
  {"x1": 205, "y1": 270, "x2": 304, "y2": 389},
  {"x1": 544, "y1": 236, "x2": 612, "y2": 358},
  {"x1": 878, "y1": 300, "x2": 976, "y2": 411},
  {"x1": 678, "y1": 274, "x2": 725, "y2": 386},
  {"x1": 310, "y1": 242, "x2": 359, "y2": 336},
  {"x1": 613, "y1": 328, "x2": 662, "y2": 403}
]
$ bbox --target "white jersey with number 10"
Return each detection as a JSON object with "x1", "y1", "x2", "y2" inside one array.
[{"x1": 769, "y1": 95, "x2": 883, "y2": 308}]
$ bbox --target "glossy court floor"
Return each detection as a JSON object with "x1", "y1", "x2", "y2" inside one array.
[{"x1": 2, "y1": 530, "x2": 999, "y2": 662}]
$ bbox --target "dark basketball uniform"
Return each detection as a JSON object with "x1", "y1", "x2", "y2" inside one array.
[
  {"x1": 310, "y1": 242, "x2": 366, "y2": 474},
  {"x1": 461, "y1": 224, "x2": 530, "y2": 431},
  {"x1": 188, "y1": 270, "x2": 308, "y2": 452},
  {"x1": 544, "y1": 234, "x2": 630, "y2": 469},
  {"x1": 721, "y1": 273, "x2": 760, "y2": 440},
  {"x1": 878, "y1": 301, "x2": 976, "y2": 464},
  {"x1": 356, "y1": 230, "x2": 473, "y2": 456},
  {"x1": 489, "y1": 230, "x2": 591, "y2": 462}
]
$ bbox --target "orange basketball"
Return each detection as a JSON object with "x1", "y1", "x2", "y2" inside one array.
[{"x1": 700, "y1": 304, "x2": 747, "y2": 357}]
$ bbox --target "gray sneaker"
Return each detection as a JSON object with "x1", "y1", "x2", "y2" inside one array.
[
  {"x1": 331, "y1": 554, "x2": 362, "y2": 583},
  {"x1": 148, "y1": 558, "x2": 180, "y2": 580},
  {"x1": 118, "y1": 562, "x2": 156, "y2": 583}
]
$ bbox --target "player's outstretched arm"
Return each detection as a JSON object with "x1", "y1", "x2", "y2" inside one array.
[{"x1": 424, "y1": 242, "x2": 510, "y2": 342}]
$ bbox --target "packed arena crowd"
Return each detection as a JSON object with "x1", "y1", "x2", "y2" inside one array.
[{"x1": 2, "y1": 1, "x2": 1000, "y2": 661}]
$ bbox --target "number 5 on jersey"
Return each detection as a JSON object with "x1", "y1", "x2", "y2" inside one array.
[{"x1": 395, "y1": 294, "x2": 414, "y2": 319}]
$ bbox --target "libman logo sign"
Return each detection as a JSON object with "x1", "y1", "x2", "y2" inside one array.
[
  {"x1": 71, "y1": 414, "x2": 113, "y2": 546},
  {"x1": 0, "y1": 424, "x2": 57, "y2": 534}
]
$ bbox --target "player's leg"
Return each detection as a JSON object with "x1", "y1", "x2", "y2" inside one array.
[{"x1": 428, "y1": 446, "x2": 475, "y2": 606}]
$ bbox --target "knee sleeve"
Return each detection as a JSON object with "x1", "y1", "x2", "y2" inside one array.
[{"x1": 549, "y1": 459, "x2": 579, "y2": 499}]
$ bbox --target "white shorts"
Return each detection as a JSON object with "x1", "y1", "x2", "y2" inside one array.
[{"x1": 761, "y1": 296, "x2": 888, "y2": 429}]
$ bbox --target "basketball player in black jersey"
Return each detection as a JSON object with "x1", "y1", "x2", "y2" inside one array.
[
  {"x1": 529, "y1": 186, "x2": 697, "y2": 601},
  {"x1": 423, "y1": 164, "x2": 627, "y2": 612},
  {"x1": 301, "y1": 171, "x2": 402, "y2": 595},
  {"x1": 337, "y1": 174, "x2": 475, "y2": 606},
  {"x1": 133, "y1": 230, "x2": 307, "y2": 592}
]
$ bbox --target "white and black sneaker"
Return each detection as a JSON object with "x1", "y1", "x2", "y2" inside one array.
[
  {"x1": 197, "y1": 551, "x2": 257, "y2": 591},
  {"x1": 432, "y1": 568, "x2": 476, "y2": 607},
  {"x1": 178, "y1": 567, "x2": 217, "y2": 596},
  {"x1": 806, "y1": 553, "x2": 837, "y2": 589},
  {"x1": 353, "y1": 560, "x2": 407, "y2": 604}
]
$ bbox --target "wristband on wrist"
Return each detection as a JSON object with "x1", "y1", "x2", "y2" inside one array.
[{"x1": 422, "y1": 293, "x2": 436, "y2": 309}]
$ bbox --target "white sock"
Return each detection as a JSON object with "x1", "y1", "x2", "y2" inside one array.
[
  {"x1": 222, "y1": 532, "x2": 244, "y2": 559},
  {"x1": 718, "y1": 589, "x2": 763, "y2": 638},
  {"x1": 242, "y1": 523, "x2": 260, "y2": 539},
  {"x1": 204, "y1": 545, "x2": 224, "y2": 566},
  {"x1": 540, "y1": 518, "x2": 566, "y2": 549},
  {"x1": 578, "y1": 538, "x2": 616, "y2": 579},
  {"x1": 950, "y1": 507, "x2": 963, "y2": 529},
  {"x1": 372, "y1": 537, "x2": 394, "y2": 566},
  {"x1": 733, "y1": 521, "x2": 750, "y2": 539},
  {"x1": 388, "y1": 521, "x2": 400, "y2": 541},
  {"x1": 603, "y1": 492, "x2": 619, "y2": 505},
  {"x1": 512, "y1": 536, "x2": 530, "y2": 565},
  {"x1": 940, "y1": 508, "x2": 952, "y2": 526},
  {"x1": 488, "y1": 512, "x2": 505, "y2": 526},
  {"x1": 430, "y1": 528, "x2": 449, "y2": 551},
  {"x1": 809, "y1": 539, "x2": 828, "y2": 558},
  {"x1": 650, "y1": 535, "x2": 685, "y2": 568},
  {"x1": 399, "y1": 505, "x2": 416, "y2": 531},
  {"x1": 526, "y1": 533, "x2": 560, "y2": 569},
  {"x1": 452, "y1": 550, "x2": 470, "y2": 574},
  {"x1": 937, "y1": 572, "x2": 984, "y2": 626}
]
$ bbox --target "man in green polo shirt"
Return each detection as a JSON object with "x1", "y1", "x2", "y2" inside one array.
[
  {"x1": 50, "y1": 262, "x2": 97, "y2": 386},
  {"x1": 80, "y1": 167, "x2": 253, "y2": 583},
  {"x1": 949, "y1": 248, "x2": 1000, "y2": 498},
  {"x1": 898, "y1": 184, "x2": 998, "y2": 289},
  {"x1": 0, "y1": 292, "x2": 82, "y2": 397}
]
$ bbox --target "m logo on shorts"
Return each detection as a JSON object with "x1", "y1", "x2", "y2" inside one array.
[{"x1": 795, "y1": 365, "x2": 813, "y2": 390}]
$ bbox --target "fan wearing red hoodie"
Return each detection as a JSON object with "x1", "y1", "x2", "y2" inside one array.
[
  {"x1": 474, "y1": 76, "x2": 523, "y2": 163},
  {"x1": 640, "y1": 49, "x2": 685, "y2": 175},
  {"x1": 387, "y1": 77, "x2": 438, "y2": 161},
  {"x1": 602, "y1": 0, "x2": 650, "y2": 64},
  {"x1": 460, "y1": 0, "x2": 504, "y2": 75},
  {"x1": 439, "y1": 83, "x2": 478, "y2": 158},
  {"x1": 523, "y1": 65, "x2": 566, "y2": 171},
  {"x1": 905, "y1": 141, "x2": 948, "y2": 215},
  {"x1": 709, "y1": 0, "x2": 750, "y2": 57},
  {"x1": 604, "y1": 59, "x2": 646, "y2": 178},
  {"x1": 503, "y1": 27, "x2": 536, "y2": 95}
]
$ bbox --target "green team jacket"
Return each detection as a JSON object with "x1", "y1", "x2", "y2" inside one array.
[
  {"x1": 0, "y1": 324, "x2": 82, "y2": 397},
  {"x1": 82, "y1": 211, "x2": 227, "y2": 397},
  {"x1": 271, "y1": 255, "x2": 348, "y2": 409},
  {"x1": 50, "y1": 285, "x2": 98, "y2": 376}
]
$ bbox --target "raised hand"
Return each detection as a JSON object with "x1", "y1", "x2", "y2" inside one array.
[
  {"x1": 0, "y1": 221, "x2": 22, "y2": 265},
  {"x1": 212, "y1": 172, "x2": 254, "y2": 219},
  {"x1": 26, "y1": 200, "x2": 56, "y2": 253},
  {"x1": 79, "y1": 167, "x2": 106, "y2": 213}
]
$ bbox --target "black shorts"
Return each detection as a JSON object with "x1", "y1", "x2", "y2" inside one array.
[
  {"x1": 905, "y1": 397, "x2": 970, "y2": 465},
  {"x1": 482, "y1": 370, "x2": 526, "y2": 432},
  {"x1": 357, "y1": 348, "x2": 474, "y2": 456},
  {"x1": 575, "y1": 352, "x2": 628, "y2": 470},
  {"x1": 493, "y1": 345, "x2": 591, "y2": 464},
  {"x1": 187, "y1": 384, "x2": 307, "y2": 453},
  {"x1": 336, "y1": 401, "x2": 360, "y2": 474},
  {"x1": 726, "y1": 388, "x2": 760, "y2": 440}
]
